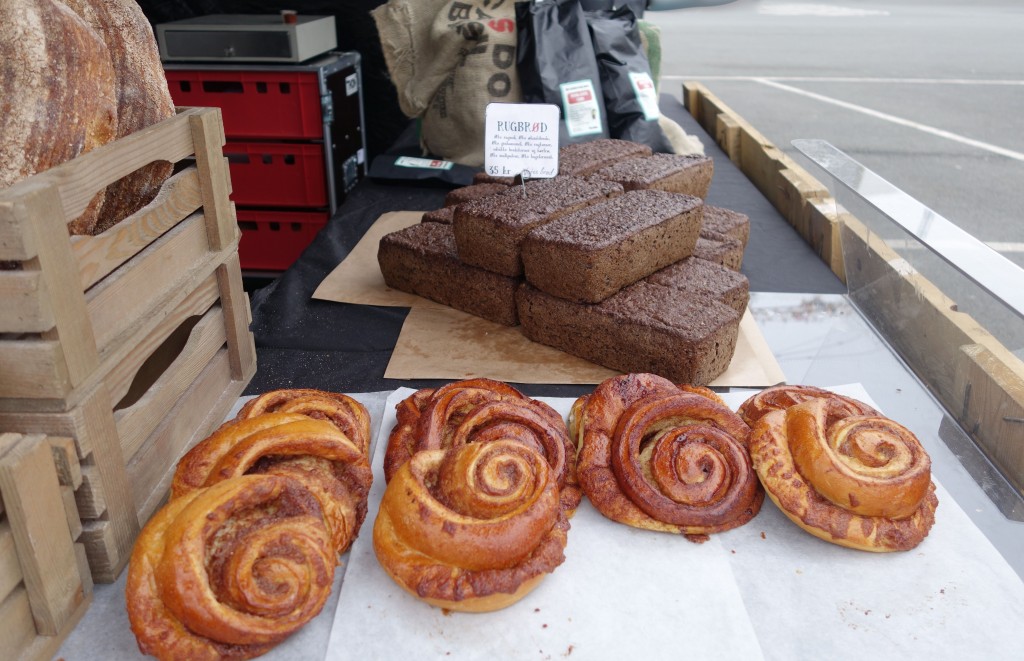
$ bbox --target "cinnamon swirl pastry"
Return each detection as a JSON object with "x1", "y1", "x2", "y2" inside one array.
[
  {"x1": 384, "y1": 378, "x2": 581, "y2": 513},
  {"x1": 173, "y1": 412, "x2": 373, "y2": 556},
  {"x1": 737, "y1": 384, "x2": 879, "y2": 428},
  {"x1": 126, "y1": 474, "x2": 336, "y2": 660},
  {"x1": 236, "y1": 388, "x2": 372, "y2": 457},
  {"x1": 574, "y1": 373, "x2": 763, "y2": 539},
  {"x1": 747, "y1": 394, "x2": 938, "y2": 551},
  {"x1": 373, "y1": 440, "x2": 569, "y2": 612}
]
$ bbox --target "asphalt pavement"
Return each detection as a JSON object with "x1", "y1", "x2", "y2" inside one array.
[{"x1": 646, "y1": 0, "x2": 1024, "y2": 343}]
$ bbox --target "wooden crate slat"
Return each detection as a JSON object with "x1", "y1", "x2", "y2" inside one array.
[
  {"x1": 0, "y1": 520, "x2": 22, "y2": 604},
  {"x1": 86, "y1": 213, "x2": 210, "y2": 353},
  {"x1": 0, "y1": 433, "x2": 84, "y2": 636},
  {"x1": 188, "y1": 110, "x2": 237, "y2": 252},
  {"x1": 60, "y1": 485, "x2": 83, "y2": 541},
  {"x1": 0, "y1": 270, "x2": 52, "y2": 334},
  {"x1": 105, "y1": 274, "x2": 220, "y2": 410},
  {"x1": 47, "y1": 437, "x2": 82, "y2": 489},
  {"x1": 0, "y1": 587, "x2": 36, "y2": 660},
  {"x1": 116, "y1": 303, "x2": 227, "y2": 461},
  {"x1": 79, "y1": 519, "x2": 118, "y2": 582},
  {"x1": 216, "y1": 254, "x2": 258, "y2": 381},
  {"x1": 0, "y1": 339, "x2": 69, "y2": 400},
  {"x1": 0, "y1": 109, "x2": 204, "y2": 225},
  {"x1": 0, "y1": 404, "x2": 94, "y2": 459},
  {"x1": 73, "y1": 464, "x2": 106, "y2": 520},
  {"x1": 72, "y1": 166, "x2": 204, "y2": 290}
]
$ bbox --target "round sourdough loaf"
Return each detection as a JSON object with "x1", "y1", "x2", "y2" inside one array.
[
  {"x1": 62, "y1": 0, "x2": 175, "y2": 234},
  {"x1": 0, "y1": 0, "x2": 117, "y2": 235}
]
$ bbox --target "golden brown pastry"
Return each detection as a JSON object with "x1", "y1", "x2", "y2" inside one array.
[
  {"x1": 384, "y1": 378, "x2": 582, "y2": 513},
  {"x1": 126, "y1": 474, "x2": 336, "y2": 660},
  {"x1": 373, "y1": 440, "x2": 570, "y2": 612},
  {"x1": 173, "y1": 412, "x2": 373, "y2": 555},
  {"x1": 237, "y1": 388, "x2": 372, "y2": 457},
  {"x1": 737, "y1": 383, "x2": 879, "y2": 428},
  {"x1": 574, "y1": 373, "x2": 763, "y2": 539},
  {"x1": 747, "y1": 394, "x2": 938, "y2": 551}
]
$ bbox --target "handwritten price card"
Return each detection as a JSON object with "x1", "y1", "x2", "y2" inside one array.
[{"x1": 484, "y1": 103, "x2": 560, "y2": 179}]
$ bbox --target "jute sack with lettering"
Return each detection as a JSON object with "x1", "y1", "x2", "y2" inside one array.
[{"x1": 372, "y1": 0, "x2": 520, "y2": 166}]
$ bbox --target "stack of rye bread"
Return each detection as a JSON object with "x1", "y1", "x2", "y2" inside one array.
[{"x1": 378, "y1": 139, "x2": 751, "y2": 385}]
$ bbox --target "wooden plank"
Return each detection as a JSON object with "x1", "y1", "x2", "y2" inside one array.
[
  {"x1": 116, "y1": 304, "x2": 226, "y2": 461},
  {"x1": 127, "y1": 347, "x2": 245, "y2": 523},
  {"x1": 0, "y1": 520, "x2": 22, "y2": 603},
  {"x1": 20, "y1": 183, "x2": 99, "y2": 392},
  {"x1": 189, "y1": 110, "x2": 237, "y2": 251},
  {"x1": 1, "y1": 109, "x2": 203, "y2": 225},
  {"x1": 86, "y1": 212, "x2": 211, "y2": 353},
  {"x1": 806, "y1": 198, "x2": 846, "y2": 280},
  {"x1": 0, "y1": 433, "x2": 83, "y2": 636},
  {"x1": 79, "y1": 519, "x2": 119, "y2": 582},
  {"x1": 216, "y1": 254, "x2": 257, "y2": 382},
  {"x1": 716, "y1": 113, "x2": 742, "y2": 166},
  {"x1": 71, "y1": 386, "x2": 138, "y2": 582},
  {"x1": 60, "y1": 486, "x2": 83, "y2": 541},
  {"x1": 73, "y1": 463, "x2": 106, "y2": 520},
  {"x1": 0, "y1": 270, "x2": 52, "y2": 334},
  {"x1": 0, "y1": 587, "x2": 36, "y2": 659},
  {"x1": 73, "y1": 542, "x2": 93, "y2": 597},
  {"x1": 0, "y1": 403, "x2": 94, "y2": 459},
  {"x1": 72, "y1": 166, "x2": 205, "y2": 290},
  {"x1": 955, "y1": 344, "x2": 1024, "y2": 495},
  {"x1": 47, "y1": 437, "x2": 82, "y2": 489},
  {"x1": 0, "y1": 339, "x2": 69, "y2": 400},
  {"x1": 105, "y1": 274, "x2": 220, "y2": 410}
]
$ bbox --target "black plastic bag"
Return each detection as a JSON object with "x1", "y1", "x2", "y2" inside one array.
[
  {"x1": 586, "y1": 6, "x2": 674, "y2": 153},
  {"x1": 516, "y1": 0, "x2": 610, "y2": 145}
]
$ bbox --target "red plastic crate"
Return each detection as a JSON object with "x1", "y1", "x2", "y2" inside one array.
[
  {"x1": 166, "y1": 69, "x2": 324, "y2": 140},
  {"x1": 224, "y1": 142, "x2": 328, "y2": 208},
  {"x1": 236, "y1": 209, "x2": 329, "y2": 271}
]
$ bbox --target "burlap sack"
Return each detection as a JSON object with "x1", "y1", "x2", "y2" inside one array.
[{"x1": 372, "y1": 0, "x2": 521, "y2": 166}]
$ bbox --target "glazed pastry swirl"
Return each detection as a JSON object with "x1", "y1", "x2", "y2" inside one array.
[
  {"x1": 576, "y1": 373, "x2": 763, "y2": 538},
  {"x1": 749, "y1": 396, "x2": 938, "y2": 551},
  {"x1": 172, "y1": 412, "x2": 373, "y2": 555},
  {"x1": 236, "y1": 388, "x2": 372, "y2": 457},
  {"x1": 373, "y1": 440, "x2": 569, "y2": 611},
  {"x1": 738, "y1": 384, "x2": 879, "y2": 428},
  {"x1": 126, "y1": 475, "x2": 335, "y2": 660},
  {"x1": 385, "y1": 378, "x2": 581, "y2": 512}
]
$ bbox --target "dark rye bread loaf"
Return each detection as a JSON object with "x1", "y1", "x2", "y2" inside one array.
[
  {"x1": 378, "y1": 222, "x2": 520, "y2": 326},
  {"x1": 520, "y1": 190, "x2": 703, "y2": 303},
  {"x1": 694, "y1": 229, "x2": 744, "y2": 271},
  {"x1": 444, "y1": 182, "x2": 509, "y2": 207},
  {"x1": 516, "y1": 280, "x2": 741, "y2": 385},
  {"x1": 647, "y1": 257, "x2": 750, "y2": 314},
  {"x1": 703, "y1": 205, "x2": 750, "y2": 247},
  {"x1": 421, "y1": 207, "x2": 455, "y2": 224},
  {"x1": 453, "y1": 176, "x2": 623, "y2": 277},
  {"x1": 592, "y1": 153, "x2": 714, "y2": 199},
  {"x1": 558, "y1": 139, "x2": 652, "y2": 176}
]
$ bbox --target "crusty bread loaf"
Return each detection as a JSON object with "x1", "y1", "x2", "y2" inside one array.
[
  {"x1": 0, "y1": 0, "x2": 117, "y2": 235},
  {"x1": 520, "y1": 190, "x2": 703, "y2": 303},
  {"x1": 443, "y1": 182, "x2": 508, "y2": 207},
  {"x1": 647, "y1": 257, "x2": 750, "y2": 314},
  {"x1": 379, "y1": 222, "x2": 520, "y2": 326},
  {"x1": 694, "y1": 229, "x2": 744, "y2": 271},
  {"x1": 62, "y1": 0, "x2": 175, "y2": 234},
  {"x1": 703, "y1": 205, "x2": 750, "y2": 247},
  {"x1": 558, "y1": 139, "x2": 652, "y2": 176}
]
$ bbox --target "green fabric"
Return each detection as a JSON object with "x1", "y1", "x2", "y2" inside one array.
[{"x1": 637, "y1": 20, "x2": 663, "y2": 94}]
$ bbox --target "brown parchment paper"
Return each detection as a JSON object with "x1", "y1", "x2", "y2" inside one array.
[{"x1": 315, "y1": 211, "x2": 785, "y2": 387}]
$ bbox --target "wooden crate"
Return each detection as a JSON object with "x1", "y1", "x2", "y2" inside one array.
[
  {"x1": 0, "y1": 106, "x2": 257, "y2": 600},
  {"x1": 1, "y1": 433, "x2": 92, "y2": 661}
]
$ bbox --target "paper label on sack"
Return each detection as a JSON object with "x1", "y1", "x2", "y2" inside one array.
[
  {"x1": 559, "y1": 79, "x2": 603, "y2": 137},
  {"x1": 629, "y1": 71, "x2": 661, "y2": 120},
  {"x1": 394, "y1": 156, "x2": 454, "y2": 170},
  {"x1": 483, "y1": 102, "x2": 559, "y2": 178}
]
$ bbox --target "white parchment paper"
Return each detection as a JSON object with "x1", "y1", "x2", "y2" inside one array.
[{"x1": 324, "y1": 386, "x2": 1024, "y2": 661}]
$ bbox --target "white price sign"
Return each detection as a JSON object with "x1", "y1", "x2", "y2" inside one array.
[{"x1": 483, "y1": 103, "x2": 560, "y2": 179}]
